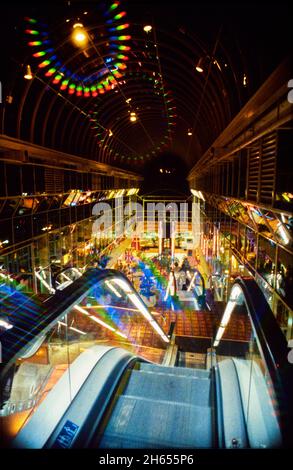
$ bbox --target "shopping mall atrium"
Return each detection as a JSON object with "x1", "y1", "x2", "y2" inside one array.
[{"x1": 0, "y1": 0, "x2": 292, "y2": 456}]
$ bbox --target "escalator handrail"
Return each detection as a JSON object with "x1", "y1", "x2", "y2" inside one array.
[
  {"x1": 229, "y1": 277, "x2": 293, "y2": 446},
  {"x1": 232, "y1": 277, "x2": 288, "y2": 377},
  {"x1": 0, "y1": 268, "x2": 160, "y2": 379}
]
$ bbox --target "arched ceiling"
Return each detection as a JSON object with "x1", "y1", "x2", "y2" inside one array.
[{"x1": 1, "y1": 0, "x2": 291, "y2": 172}]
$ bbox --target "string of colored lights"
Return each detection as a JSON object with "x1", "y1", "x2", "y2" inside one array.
[
  {"x1": 24, "y1": 4, "x2": 162, "y2": 162},
  {"x1": 23, "y1": 2, "x2": 177, "y2": 166},
  {"x1": 152, "y1": 23, "x2": 175, "y2": 147},
  {"x1": 90, "y1": 71, "x2": 176, "y2": 162},
  {"x1": 83, "y1": 29, "x2": 158, "y2": 151},
  {"x1": 24, "y1": 71, "x2": 142, "y2": 160},
  {"x1": 25, "y1": 2, "x2": 131, "y2": 98}
]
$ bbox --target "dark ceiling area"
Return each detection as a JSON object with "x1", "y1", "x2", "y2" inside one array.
[
  {"x1": 141, "y1": 152, "x2": 189, "y2": 196},
  {"x1": 1, "y1": 0, "x2": 291, "y2": 173}
]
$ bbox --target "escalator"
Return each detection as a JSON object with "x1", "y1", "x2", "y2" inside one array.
[
  {"x1": 0, "y1": 269, "x2": 292, "y2": 449},
  {"x1": 97, "y1": 362, "x2": 214, "y2": 449}
]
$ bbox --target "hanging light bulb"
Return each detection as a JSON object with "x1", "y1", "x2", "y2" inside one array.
[
  {"x1": 195, "y1": 57, "x2": 204, "y2": 73},
  {"x1": 130, "y1": 112, "x2": 137, "y2": 122},
  {"x1": 24, "y1": 64, "x2": 33, "y2": 80},
  {"x1": 72, "y1": 23, "x2": 88, "y2": 46},
  {"x1": 143, "y1": 25, "x2": 152, "y2": 33},
  {"x1": 187, "y1": 129, "x2": 192, "y2": 136}
]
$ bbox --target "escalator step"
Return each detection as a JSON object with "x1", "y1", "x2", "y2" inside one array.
[
  {"x1": 123, "y1": 370, "x2": 211, "y2": 407},
  {"x1": 140, "y1": 363, "x2": 210, "y2": 379},
  {"x1": 99, "y1": 395, "x2": 213, "y2": 449}
]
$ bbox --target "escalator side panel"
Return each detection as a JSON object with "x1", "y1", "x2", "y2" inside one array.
[
  {"x1": 12, "y1": 345, "x2": 119, "y2": 448},
  {"x1": 45, "y1": 347, "x2": 136, "y2": 448},
  {"x1": 216, "y1": 359, "x2": 249, "y2": 448},
  {"x1": 232, "y1": 358, "x2": 282, "y2": 448}
]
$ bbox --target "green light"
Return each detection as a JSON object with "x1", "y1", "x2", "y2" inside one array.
[
  {"x1": 110, "y1": 2, "x2": 119, "y2": 11},
  {"x1": 114, "y1": 11, "x2": 126, "y2": 20},
  {"x1": 33, "y1": 51, "x2": 46, "y2": 57},
  {"x1": 118, "y1": 45, "x2": 130, "y2": 51},
  {"x1": 84, "y1": 87, "x2": 90, "y2": 92},
  {"x1": 38, "y1": 60, "x2": 50, "y2": 68},
  {"x1": 90, "y1": 85, "x2": 97, "y2": 91},
  {"x1": 28, "y1": 41, "x2": 42, "y2": 46},
  {"x1": 116, "y1": 23, "x2": 129, "y2": 31},
  {"x1": 77, "y1": 85, "x2": 83, "y2": 91},
  {"x1": 26, "y1": 29, "x2": 39, "y2": 35},
  {"x1": 25, "y1": 17, "x2": 37, "y2": 24},
  {"x1": 69, "y1": 83, "x2": 76, "y2": 89}
]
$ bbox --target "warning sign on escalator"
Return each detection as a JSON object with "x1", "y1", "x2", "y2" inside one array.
[{"x1": 52, "y1": 420, "x2": 79, "y2": 448}]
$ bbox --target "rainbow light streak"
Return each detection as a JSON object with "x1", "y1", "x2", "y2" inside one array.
[
  {"x1": 25, "y1": 29, "x2": 39, "y2": 35},
  {"x1": 109, "y1": 2, "x2": 120, "y2": 11},
  {"x1": 33, "y1": 51, "x2": 46, "y2": 57},
  {"x1": 45, "y1": 67, "x2": 56, "y2": 76},
  {"x1": 60, "y1": 80, "x2": 69, "y2": 90},
  {"x1": 110, "y1": 35, "x2": 131, "y2": 41},
  {"x1": 0, "y1": 285, "x2": 41, "y2": 325},
  {"x1": 28, "y1": 41, "x2": 42, "y2": 46},
  {"x1": 38, "y1": 60, "x2": 50, "y2": 68},
  {"x1": 26, "y1": 5, "x2": 130, "y2": 99},
  {"x1": 114, "y1": 11, "x2": 126, "y2": 20},
  {"x1": 52, "y1": 74, "x2": 62, "y2": 83},
  {"x1": 115, "y1": 23, "x2": 129, "y2": 31},
  {"x1": 24, "y1": 17, "x2": 37, "y2": 24}
]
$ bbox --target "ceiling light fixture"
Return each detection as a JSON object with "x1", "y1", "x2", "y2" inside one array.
[
  {"x1": 72, "y1": 23, "x2": 88, "y2": 46},
  {"x1": 195, "y1": 57, "x2": 204, "y2": 73},
  {"x1": 130, "y1": 111, "x2": 137, "y2": 122},
  {"x1": 143, "y1": 25, "x2": 152, "y2": 33},
  {"x1": 24, "y1": 64, "x2": 33, "y2": 80}
]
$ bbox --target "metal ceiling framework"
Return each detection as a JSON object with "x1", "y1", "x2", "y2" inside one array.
[{"x1": 1, "y1": 0, "x2": 257, "y2": 172}]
